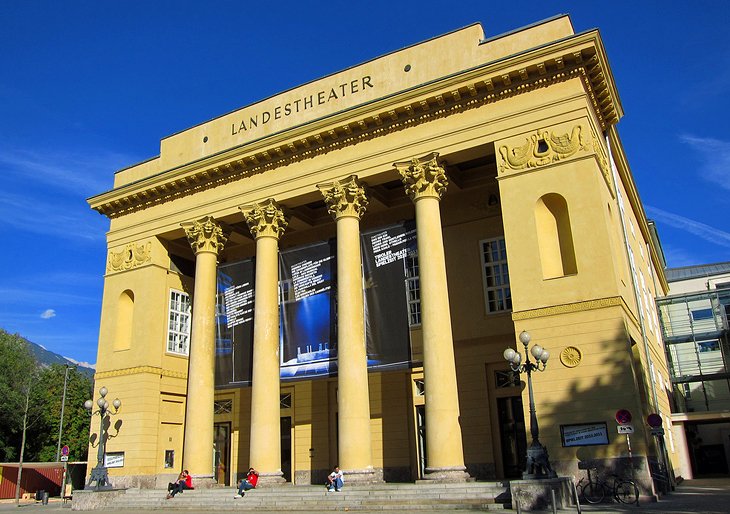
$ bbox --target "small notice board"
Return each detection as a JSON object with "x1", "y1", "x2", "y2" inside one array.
[{"x1": 560, "y1": 422, "x2": 609, "y2": 447}]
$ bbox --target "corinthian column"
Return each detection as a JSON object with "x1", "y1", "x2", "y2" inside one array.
[
  {"x1": 241, "y1": 199, "x2": 288, "y2": 485},
  {"x1": 394, "y1": 153, "x2": 469, "y2": 482},
  {"x1": 181, "y1": 216, "x2": 229, "y2": 483},
  {"x1": 318, "y1": 176, "x2": 378, "y2": 484}
]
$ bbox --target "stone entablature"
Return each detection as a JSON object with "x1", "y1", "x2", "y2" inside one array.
[{"x1": 88, "y1": 29, "x2": 620, "y2": 220}]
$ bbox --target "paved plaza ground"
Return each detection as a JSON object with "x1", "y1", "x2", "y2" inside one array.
[{"x1": 1, "y1": 477, "x2": 729, "y2": 513}]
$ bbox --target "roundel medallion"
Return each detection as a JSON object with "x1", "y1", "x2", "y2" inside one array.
[{"x1": 559, "y1": 346, "x2": 582, "y2": 367}]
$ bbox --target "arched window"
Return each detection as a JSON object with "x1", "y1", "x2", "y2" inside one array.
[
  {"x1": 535, "y1": 193, "x2": 577, "y2": 279},
  {"x1": 114, "y1": 290, "x2": 134, "y2": 351}
]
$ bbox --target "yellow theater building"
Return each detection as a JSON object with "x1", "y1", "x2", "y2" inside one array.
[{"x1": 87, "y1": 14, "x2": 675, "y2": 494}]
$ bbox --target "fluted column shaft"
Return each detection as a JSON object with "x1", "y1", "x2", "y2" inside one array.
[
  {"x1": 181, "y1": 216, "x2": 228, "y2": 481},
  {"x1": 395, "y1": 153, "x2": 468, "y2": 482},
  {"x1": 318, "y1": 176, "x2": 376, "y2": 483},
  {"x1": 242, "y1": 200, "x2": 288, "y2": 485}
]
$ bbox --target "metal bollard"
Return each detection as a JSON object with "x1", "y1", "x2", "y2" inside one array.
[{"x1": 550, "y1": 489, "x2": 557, "y2": 514}]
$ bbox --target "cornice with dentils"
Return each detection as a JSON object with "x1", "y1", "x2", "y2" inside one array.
[{"x1": 88, "y1": 30, "x2": 621, "y2": 219}]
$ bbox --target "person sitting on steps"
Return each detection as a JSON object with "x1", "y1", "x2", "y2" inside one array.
[
  {"x1": 326, "y1": 466, "x2": 344, "y2": 492},
  {"x1": 234, "y1": 467, "x2": 259, "y2": 498},
  {"x1": 166, "y1": 470, "x2": 193, "y2": 499}
]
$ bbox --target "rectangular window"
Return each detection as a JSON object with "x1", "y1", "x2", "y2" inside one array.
[
  {"x1": 691, "y1": 308, "x2": 713, "y2": 321},
  {"x1": 167, "y1": 290, "x2": 191, "y2": 355},
  {"x1": 480, "y1": 238, "x2": 511, "y2": 312},
  {"x1": 698, "y1": 340, "x2": 720, "y2": 352},
  {"x1": 405, "y1": 251, "x2": 421, "y2": 326},
  {"x1": 164, "y1": 450, "x2": 175, "y2": 468}
]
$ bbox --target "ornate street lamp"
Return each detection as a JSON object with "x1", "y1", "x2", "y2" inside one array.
[
  {"x1": 504, "y1": 331, "x2": 557, "y2": 479},
  {"x1": 84, "y1": 386, "x2": 122, "y2": 490}
]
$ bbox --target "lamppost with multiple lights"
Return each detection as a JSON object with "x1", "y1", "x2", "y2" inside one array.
[
  {"x1": 84, "y1": 387, "x2": 121, "y2": 490},
  {"x1": 503, "y1": 331, "x2": 557, "y2": 479}
]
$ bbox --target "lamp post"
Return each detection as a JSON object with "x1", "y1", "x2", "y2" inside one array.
[
  {"x1": 503, "y1": 331, "x2": 557, "y2": 479},
  {"x1": 84, "y1": 386, "x2": 121, "y2": 490}
]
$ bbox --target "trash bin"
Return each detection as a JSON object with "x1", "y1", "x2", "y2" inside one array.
[
  {"x1": 42, "y1": 491, "x2": 49, "y2": 505},
  {"x1": 35, "y1": 490, "x2": 44, "y2": 502}
]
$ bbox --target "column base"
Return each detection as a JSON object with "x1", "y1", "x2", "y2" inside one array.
[
  {"x1": 419, "y1": 466, "x2": 471, "y2": 483},
  {"x1": 189, "y1": 474, "x2": 217, "y2": 489},
  {"x1": 256, "y1": 470, "x2": 287, "y2": 487},
  {"x1": 342, "y1": 467, "x2": 383, "y2": 485}
]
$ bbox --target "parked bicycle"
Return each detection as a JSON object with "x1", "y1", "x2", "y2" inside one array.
[{"x1": 577, "y1": 467, "x2": 639, "y2": 505}]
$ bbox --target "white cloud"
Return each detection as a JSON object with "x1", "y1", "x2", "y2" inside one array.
[
  {"x1": 0, "y1": 148, "x2": 122, "y2": 197},
  {"x1": 40, "y1": 309, "x2": 56, "y2": 319},
  {"x1": 680, "y1": 135, "x2": 730, "y2": 191},
  {"x1": 0, "y1": 190, "x2": 106, "y2": 242},
  {"x1": 0, "y1": 287, "x2": 99, "y2": 307},
  {"x1": 645, "y1": 205, "x2": 730, "y2": 249}
]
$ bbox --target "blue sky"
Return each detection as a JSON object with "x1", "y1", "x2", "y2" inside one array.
[{"x1": 1, "y1": 1, "x2": 728, "y2": 366}]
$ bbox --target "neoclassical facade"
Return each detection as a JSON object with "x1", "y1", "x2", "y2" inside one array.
[{"x1": 88, "y1": 15, "x2": 675, "y2": 494}]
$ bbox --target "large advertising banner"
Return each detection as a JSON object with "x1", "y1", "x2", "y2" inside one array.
[
  {"x1": 215, "y1": 221, "x2": 415, "y2": 387},
  {"x1": 278, "y1": 241, "x2": 338, "y2": 379},
  {"x1": 360, "y1": 221, "x2": 415, "y2": 370},
  {"x1": 216, "y1": 259, "x2": 255, "y2": 387}
]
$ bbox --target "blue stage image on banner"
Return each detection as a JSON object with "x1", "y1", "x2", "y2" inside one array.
[{"x1": 215, "y1": 221, "x2": 415, "y2": 387}]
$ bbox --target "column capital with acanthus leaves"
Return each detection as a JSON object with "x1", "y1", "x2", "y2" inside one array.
[
  {"x1": 181, "y1": 216, "x2": 229, "y2": 256},
  {"x1": 241, "y1": 199, "x2": 288, "y2": 240},
  {"x1": 317, "y1": 175, "x2": 368, "y2": 221},
  {"x1": 394, "y1": 152, "x2": 449, "y2": 201}
]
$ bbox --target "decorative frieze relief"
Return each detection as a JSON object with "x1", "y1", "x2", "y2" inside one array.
[
  {"x1": 106, "y1": 241, "x2": 152, "y2": 273},
  {"x1": 511, "y1": 296, "x2": 638, "y2": 326},
  {"x1": 241, "y1": 199, "x2": 288, "y2": 240},
  {"x1": 181, "y1": 216, "x2": 229, "y2": 255},
  {"x1": 94, "y1": 365, "x2": 187, "y2": 380},
  {"x1": 394, "y1": 152, "x2": 449, "y2": 201},
  {"x1": 318, "y1": 175, "x2": 368, "y2": 220},
  {"x1": 498, "y1": 124, "x2": 589, "y2": 173}
]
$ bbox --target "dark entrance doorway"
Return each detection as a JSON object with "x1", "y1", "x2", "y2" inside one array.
[
  {"x1": 497, "y1": 396, "x2": 527, "y2": 478},
  {"x1": 281, "y1": 416, "x2": 292, "y2": 482},
  {"x1": 416, "y1": 405, "x2": 427, "y2": 479},
  {"x1": 214, "y1": 422, "x2": 231, "y2": 486}
]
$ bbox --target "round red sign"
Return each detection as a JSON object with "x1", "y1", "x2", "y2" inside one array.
[
  {"x1": 615, "y1": 409, "x2": 632, "y2": 425},
  {"x1": 61, "y1": 445, "x2": 69, "y2": 456},
  {"x1": 647, "y1": 413, "x2": 662, "y2": 428}
]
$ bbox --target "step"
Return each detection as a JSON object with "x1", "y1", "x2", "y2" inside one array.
[{"x1": 77, "y1": 482, "x2": 511, "y2": 511}]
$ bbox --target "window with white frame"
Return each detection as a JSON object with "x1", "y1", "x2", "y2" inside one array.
[
  {"x1": 480, "y1": 237, "x2": 511, "y2": 313},
  {"x1": 167, "y1": 289, "x2": 191, "y2": 355},
  {"x1": 405, "y1": 251, "x2": 421, "y2": 326}
]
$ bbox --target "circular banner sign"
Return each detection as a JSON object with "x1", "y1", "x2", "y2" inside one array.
[
  {"x1": 615, "y1": 409, "x2": 632, "y2": 425},
  {"x1": 647, "y1": 413, "x2": 663, "y2": 428},
  {"x1": 61, "y1": 445, "x2": 69, "y2": 456}
]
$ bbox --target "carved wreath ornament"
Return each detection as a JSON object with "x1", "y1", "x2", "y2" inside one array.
[
  {"x1": 499, "y1": 125, "x2": 589, "y2": 172},
  {"x1": 107, "y1": 242, "x2": 152, "y2": 273}
]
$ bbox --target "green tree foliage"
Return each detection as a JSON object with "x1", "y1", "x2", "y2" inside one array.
[
  {"x1": 0, "y1": 329, "x2": 93, "y2": 462},
  {"x1": 0, "y1": 330, "x2": 38, "y2": 461},
  {"x1": 26, "y1": 365, "x2": 93, "y2": 462}
]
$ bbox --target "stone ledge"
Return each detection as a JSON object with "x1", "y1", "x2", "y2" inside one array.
[{"x1": 71, "y1": 489, "x2": 127, "y2": 511}]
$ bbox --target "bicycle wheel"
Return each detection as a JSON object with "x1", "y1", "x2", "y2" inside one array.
[
  {"x1": 582, "y1": 482, "x2": 605, "y2": 504},
  {"x1": 614, "y1": 479, "x2": 639, "y2": 504}
]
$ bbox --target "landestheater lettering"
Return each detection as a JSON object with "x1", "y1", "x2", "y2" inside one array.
[{"x1": 232, "y1": 76, "x2": 374, "y2": 135}]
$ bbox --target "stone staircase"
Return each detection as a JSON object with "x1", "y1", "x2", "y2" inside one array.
[{"x1": 74, "y1": 482, "x2": 511, "y2": 511}]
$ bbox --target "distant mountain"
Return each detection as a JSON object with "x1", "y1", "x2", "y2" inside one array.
[{"x1": 23, "y1": 336, "x2": 95, "y2": 377}]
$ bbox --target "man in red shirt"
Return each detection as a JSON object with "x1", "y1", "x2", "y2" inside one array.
[{"x1": 234, "y1": 467, "x2": 259, "y2": 498}]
